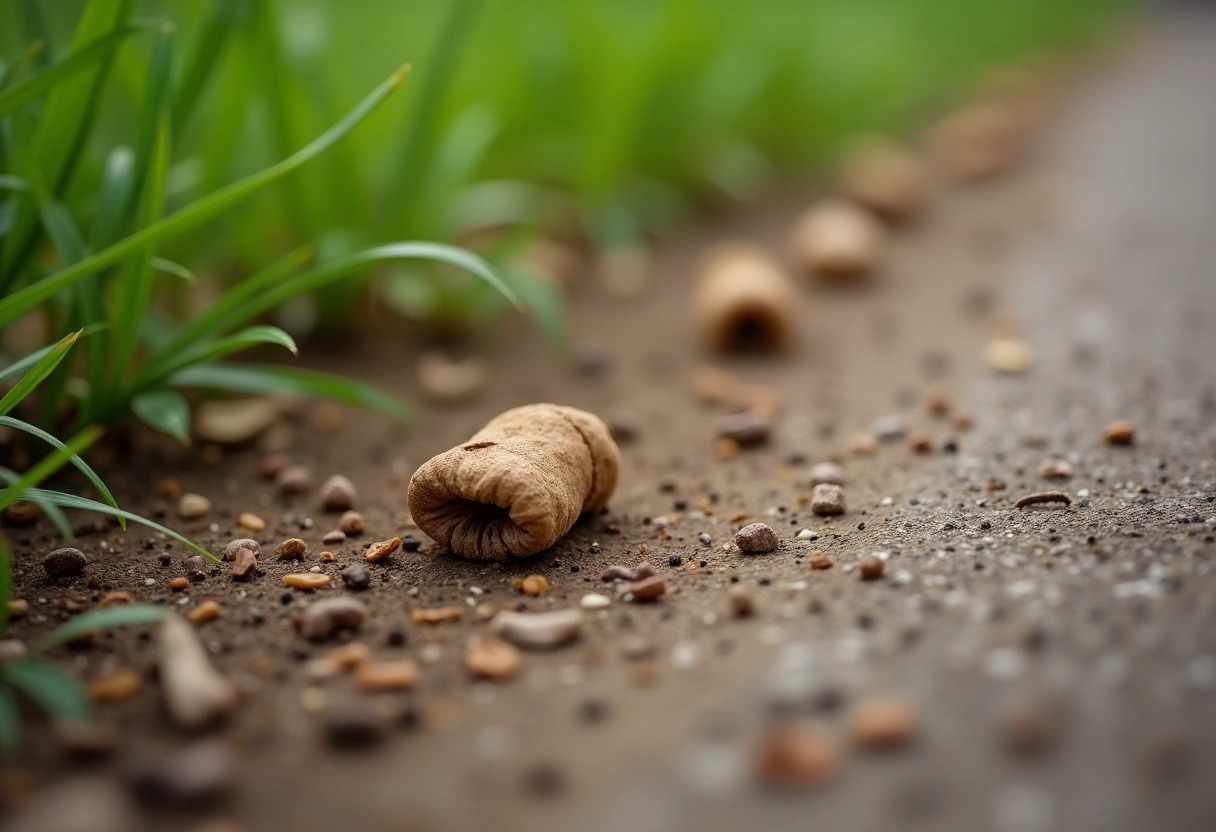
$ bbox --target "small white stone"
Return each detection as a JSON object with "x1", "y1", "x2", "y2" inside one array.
[
  {"x1": 580, "y1": 593, "x2": 612, "y2": 610},
  {"x1": 671, "y1": 642, "x2": 700, "y2": 671},
  {"x1": 796, "y1": 528, "x2": 814, "y2": 540}
]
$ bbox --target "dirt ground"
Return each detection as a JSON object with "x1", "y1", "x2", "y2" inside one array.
[{"x1": 4, "y1": 9, "x2": 1216, "y2": 832}]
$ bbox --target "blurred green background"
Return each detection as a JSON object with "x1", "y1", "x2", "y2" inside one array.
[{"x1": 2, "y1": 0, "x2": 1121, "y2": 339}]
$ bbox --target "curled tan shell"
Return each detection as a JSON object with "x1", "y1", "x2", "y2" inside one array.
[
  {"x1": 407, "y1": 404, "x2": 620, "y2": 561},
  {"x1": 695, "y1": 245, "x2": 796, "y2": 351}
]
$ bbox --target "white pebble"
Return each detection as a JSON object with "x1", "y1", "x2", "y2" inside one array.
[
  {"x1": 671, "y1": 642, "x2": 700, "y2": 671},
  {"x1": 795, "y1": 528, "x2": 814, "y2": 540},
  {"x1": 580, "y1": 593, "x2": 612, "y2": 610}
]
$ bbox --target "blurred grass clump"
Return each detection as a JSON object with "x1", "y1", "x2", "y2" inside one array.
[{"x1": 5, "y1": 0, "x2": 1119, "y2": 342}]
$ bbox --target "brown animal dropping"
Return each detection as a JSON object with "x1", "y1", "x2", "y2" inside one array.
[
  {"x1": 695, "y1": 245, "x2": 797, "y2": 352},
  {"x1": 407, "y1": 404, "x2": 620, "y2": 561}
]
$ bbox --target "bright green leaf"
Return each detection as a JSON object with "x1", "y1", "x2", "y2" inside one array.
[
  {"x1": 0, "y1": 416, "x2": 120, "y2": 516},
  {"x1": 0, "y1": 329, "x2": 80, "y2": 416},
  {"x1": 130, "y1": 389, "x2": 190, "y2": 443},
  {"x1": 2, "y1": 660, "x2": 90, "y2": 723},
  {"x1": 0, "y1": 425, "x2": 101, "y2": 514}
]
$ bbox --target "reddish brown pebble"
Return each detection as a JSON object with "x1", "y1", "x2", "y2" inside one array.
[
  {"x1": 926, "y1": 389, "x2": 950, "y2": 417},
  {"x1": 755, "y1": 719, "x2": 842, "y2": 790},
  {"x1": 601, "y1": 565, "x2": 636, "y2": 582},
  {"x1": 717, "y1": 410, "x2": 772, "y2": 447},
  {"x1": 170, "y1": 577, "x2": 189, "y2": 591},
  {"x1": 277, "y1": 538, "x2": 307, "y2": 560},
  {"x1": 909, "y1": 432, "x2": 933, "y2": 454},
  {"x1": 466, "y1": 639, "x2": 521, "y2": 681},
  {"x1": 858, "y1": 555, "x2": 884, "y2": 580},
  {"x1": 364, "y1": 536, "x2": 402, "y2": 562},
  {"x1": 356, "y1": 660, "x2": 418, "y2": 692},
  {"x1": 728, "y1": 585, "x2": 755, "y2": 617},
  {"x1": 1013, "y1": 490, "x2": 1071, "y2": 509},
  {"x1": 1104, "y1": 419, "x2": 1135, "y2": 445},
  {"x1": 187, "y1": 600, "x2": 221, "y2": 624},
  {"x1": 736, "y1": 522, "x2": 779, "y2": 554},
  {"x1": 339, "y1": 510, "x2": 365, "y2": 536},
  {"x1": 808, "y1": 462, "x2": 845, "y2": 486},
  {"x1": 633, "y1": 562, "x2": 657, "y2": 580},
  {"x1": 629, "y1": 575, "x2": 667, "y2": 601},
  {"x1": 809, "y1": 554, "x2": 832, "y2": 570},
  {"x1": 276, "y1": 464, "x2": 314, "y2": 495},
  {"x1": 4, "y1": 502, "x2": 39, "y2": 525},
  {"x1": 413, "y1": 606, "x2": 463, "y2": 624},
  {"x1": 231, "y1": 547, "x2": 257, "y2": 580},
  {"x1": 810, "y1": 483, "x2": 846, "y2": 516},
  {"x1": 1037, "y1": 458, "x2": 1074, "y2": 479},
  {"x1": 849, "y1": 696, "x2": 918, "y2": 750}
]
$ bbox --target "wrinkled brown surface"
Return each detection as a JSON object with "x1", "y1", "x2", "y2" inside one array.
[{"x1": 407, "y1": 404, "x2": 620, "y2": 560}]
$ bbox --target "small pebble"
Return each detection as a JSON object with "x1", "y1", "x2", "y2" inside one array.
[
  {"x1": 320, "y1": 474, "x2": 357, "y2": 511},
  {"x1": 98, "y1": 591, "x2": 132, "y2": 608},
  {"x1": 224, "y1": 538, "x2": 260, "y2": 561},
  {"x1": 465, "y1": 639, "x2": 521, "y2": 681},
  {"x1": 231, "y1": 547, "x2": 257, "y2": 580},
  {"x1": 621, "y1": 636, "x2": 657, "y2": 661},
  {"x1": 412, "y1": 606, "x2": 463, "y2": 624},
  {"x1": 170, "y1": 577, "x2": 189, "y2": 591},
  {"x1": 44, "y1": 547, "x2": 87, "y2": 579},
  {"x1": 808, "y1": 461, "x2": 845, "y2": 486},
  {"x1": 729, "y1": 585, "x2": 755, "y2": 617},
  {"x1": 322, "y1": 529, "x2": 346, "y2": 544},
  {"x1": 629, "y1": 575, "x2": 667, "y2": 601},
  {"x1": 870, "y1": 414, "x2": 907, "y2": 441},
  {"x1": 300, "y1": 597, "x2": 367, "y2": 640},
  {"x1": 717, "y1": 410, "x2": 772, "y2": 447},
  {"x1": 356, "y1": 660, "x2": 418, "y2": 692},
  {"x1": 88, "y1": 668, "x2": 143, "y2": 702},
  {"x1": 736, "y1": 522, "x2": 779, "y2": 554},
  {"x1": 849, "y1": 696, "x2": 917, "y2": 749},
  {"x1": 1103, "y1": 419, "x2": 1135, "y2": 445},
  {"x1": 600, "y1": 565, "x2": 636, "y2": 582},
  {"x1": 1001, "y1": 701, "x2": 1057, "y2": 757},
  {"x1": 283, "y1": 573, "x2": 331, "y2": 590},
  {"x1": 341, "y1": 564, "x2": 371, "y2": 591},
  {"x1": 810, "y1": 554, "x2": 833, "y2": 570},
  {"x1": 276, "y1": 465, "x2": 314, "y2": 495},
  {"x1": 178, "y1": 493, "x2": 211, "y2": 520},
  {"x1": 1037, "y1": 458, "x2": 1074, "y2": 479},
  {"x1": 755, "y1": 719, "x2": 841, "y2": 790},
  {"x1": 491, "y1": 609, "x2": 584, "y2": 650},
  {"x1": 364, "y1": 536, "x2": 402, "y2": 562},
  {"x1": 858, "y1": 554, "x2": 884, "y2": 580},
  {"x1": 258, "y1": 454, "x2": 290, "y2": 478},
  {"x1": 402, "y1": 536, "x2": 421, "y2": 553},
  {"x1": 277, "y1": 538, "x2": 307, "y2": 560},
  {"x1": 187, "y1": 600, "x2": 220, "y2": 624},
  {"x1": 184, "y1": 555, "x2": 208, "y2": 580},
  {"x1": 339, "y1": 511, "x2": 365, "y2": 535},
  {"x1": 985, "y1": 338, "x2": 1034, "y2": 373},
  {"x1": 908, "y1": 432, "x2": 933, "y2": 454},
  {"x1": 237, "y1": 512, "x2": 265, "y2": 532},
  {"x1": 519, "y1": 575, "x2": 550, "y2": 596},
  {"x1": 580, "y1": 593, "x2": 611, "y2": 610},
  {"x1": 810, "y1": 484, "x2": 846, "y2": 516}
]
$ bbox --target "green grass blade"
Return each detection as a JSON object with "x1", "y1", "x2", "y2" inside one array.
[
  {"x1": 20, "y1": 488, "x2": 214, "y2": 561},
  {"x1": 185, "y1": 242, "x2": 520, "y2": 345},
  {"x1": 130, "y1": 389, "x2": 189, "y2": 443},
  {"x1": 1, "y1": 660, "x2": 90, "y2": 723},
  {"x1": 0, "y1": 473, "x2": 73, "y2": 541},
  {"x1": 0, "y1": 329, "x2": 80, "y2": 416},
  {"x1": 133, "y1": 325, "x2": 297, "y2": 394},
  {"x1": 110, "y1": 108, "x2": 170, "y2": 376},
  {"x1": 173, "y1": 0, "x2": 241, "y2": 131},
  {"x1": 0, "y1": 64, "x2": 409, "y2": 330},
  {"x1": 151, "y1": 257, "x2": 194, "y2": 281},
  {"x1": 0, "y1": 416, "x2": 118, "y2": 514},
  {"x1": 171, "y1": 362, "x2": 413, "y2": 422},
  {"x1": 32, "y1": 605, "x2": 166, "y2": 654},
  {"x1": 0, "y1": 175, "x2": 29, "y2": 193},
  {"x1": 90, "y1": 145, "x2": 135, "y2": 249},
  {"x1": 0, "y1": 686, "x2": 17, "y2": 760},
  {"x1": 0, "y1": 23, "x2": 156, "y2": 118},
  {"x1": 151, "y1": 245, "x2": 312, "y2": 358},
  {"x1": 0, "y1": 425, "x2": 101, "y2": 514}
]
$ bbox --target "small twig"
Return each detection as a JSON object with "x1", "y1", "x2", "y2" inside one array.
[{"x1": 1014, "y1": 491, "x2": 1072, "y2": 509}]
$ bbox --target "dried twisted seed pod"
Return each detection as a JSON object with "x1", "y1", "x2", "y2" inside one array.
[
  {"x1": 695, "y1": 245, "x2": 796, "y2": 351},
  {"x1": 407, "y1": 404, "x2": 620, "y2": 561}
]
